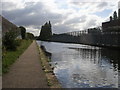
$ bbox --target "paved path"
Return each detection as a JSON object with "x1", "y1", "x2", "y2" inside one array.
[{"x1": 3, "y1": 41, "x2": 49, "y2": 88}]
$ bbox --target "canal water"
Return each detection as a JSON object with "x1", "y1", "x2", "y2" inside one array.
[{"x1": 37, "y1": 41, "x2": 119, "y2": 88}]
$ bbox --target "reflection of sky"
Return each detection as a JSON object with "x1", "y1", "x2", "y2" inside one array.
[{"x1": 37, "y1": 41, "x2": 118, "y2": 88}]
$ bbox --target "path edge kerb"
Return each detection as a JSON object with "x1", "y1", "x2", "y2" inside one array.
[{"x1": 35, "y1": 41, "x2": 61, "y2": 88}]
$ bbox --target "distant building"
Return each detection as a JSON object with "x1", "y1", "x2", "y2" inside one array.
[
  {"x1": 88, "y1": 27, "x2": 101, "y2": 34},
  {"x1": 102, "y1": 19, "x2": 120, "y2": 32},
  {"x1": 102, "y1": 1, "x2": 120, "y2": 32}
]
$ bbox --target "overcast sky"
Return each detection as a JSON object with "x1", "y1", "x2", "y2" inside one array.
[{"x1": 2, "y1": 0, "x2": 120, "y2": 36}]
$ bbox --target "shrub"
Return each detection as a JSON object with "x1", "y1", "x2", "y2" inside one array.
[
  {"x1": 2, "y1": 45, "x2": 6, "y2": 58},
  {"x1": 15, "y1": 39, "x2": 22, "y2": 46},
  {"x1": 3, "y1": 30, "x2": 20, "y2": 51},
  {"x1": 26, "y1": 32, "x2": 34, "y2": 40}
]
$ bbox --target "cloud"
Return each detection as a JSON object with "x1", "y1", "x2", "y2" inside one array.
[
  {"x1": 97, "y1": 2, "x2": 108, "y2": 9},
  {"x1": 63, "y1": 15, "x2": 87, "y2": 25},
  {"x1": 2, "y1": 2, "x2": 63, "y2": 35},
  {"x1": 2, "y1": 0, "x2": 119, "y2": 36}
]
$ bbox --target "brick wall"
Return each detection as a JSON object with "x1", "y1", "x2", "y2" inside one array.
[{"x1": 102, "y1": 19, "x2": 120, "y2": 32}]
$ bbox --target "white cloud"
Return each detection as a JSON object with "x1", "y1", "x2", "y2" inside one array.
[
  {"x1": 26, "y1": 27, "x2": 40, "y2": 36},
  {"x1": 2, "y1": 0, "x2": 120, "y2": 36}
]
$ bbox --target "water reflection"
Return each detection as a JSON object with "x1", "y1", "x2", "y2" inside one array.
[
  {"x1": 69, "y1": 47, "x2": 119, "y2": 72},
  {"x1": 68, "y1": 47, "x2": 101, "y2": 65},
  {"x1": 37, "y1": 41, "x2": 119, "y2": 88},
  {"x1": 101, "y1": 48, "x2": 119, "y2": 71}
]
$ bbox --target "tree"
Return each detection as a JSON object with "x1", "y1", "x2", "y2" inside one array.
[
  {"x1": 26, "y1": 32, "x2": 34, "y2": 40},
  {"x1": 19, "y1": 26, "x2": 26, "y2": 39},
  {"x1": 39, "y1": 21, "x2": 52, "y2": 40},
  {"x1": 48, "y1": 21, "x2": 52, "y2": 36},
  {"x1": 110, "y1": 16, "x2": 112, "y2": 21},
  {"x1": 113, "y1": 11, "x2": 117, "y2": 20}
]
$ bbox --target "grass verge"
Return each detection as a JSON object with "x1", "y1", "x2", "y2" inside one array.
[
  {"x1": 2, "y1": 40, "x2": 33, "y2": 74},
  {"x1": 36, "y1": 42, "x2": 61, "y2": 88}
]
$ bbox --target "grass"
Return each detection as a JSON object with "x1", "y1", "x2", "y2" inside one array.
[
  {"x1": 2, "y1": 39, "x2": 33, "y2": 74},
  {"x1": 47, "y1": 79, "x2": 52, "y2": 86}
]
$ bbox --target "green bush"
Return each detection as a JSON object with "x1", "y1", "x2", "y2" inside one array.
[
  {"x1": 26, "y1": 32, "x2": 34, "y2": 40},
  {"x1": 3, "y1": 30, "x2": 20, "y2": 51},
  {"x1": 15, "y1": 39, "x2": 22, "y2": 47}
]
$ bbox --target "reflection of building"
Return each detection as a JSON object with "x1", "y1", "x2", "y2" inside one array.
[{"x1": 102, "y1": 1, "x2": 120, "y2": 32}]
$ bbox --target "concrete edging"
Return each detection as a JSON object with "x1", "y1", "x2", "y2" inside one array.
[{"x1": 35, "y1": 41, "x2": 61, "y2": 88}]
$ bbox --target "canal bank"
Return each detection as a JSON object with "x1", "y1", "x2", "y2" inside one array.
[
  {"x1": 36, "y1": 42, "x2": 61, "y2": 88},
  {"x1": 40, "y1": 40, "x2": 120, "y2": 50},
  {"x1": 49, "y1": 33, "x2": 120, "y2": 49}
]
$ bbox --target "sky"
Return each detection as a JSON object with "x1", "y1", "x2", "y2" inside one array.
[{"x1": 1, "y1": 0, "x2": 120, "y2": 36}]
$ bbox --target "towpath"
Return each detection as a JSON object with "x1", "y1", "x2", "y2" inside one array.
[{"x1": 3, "y1": 41, "x2": 49, "y2": 88}]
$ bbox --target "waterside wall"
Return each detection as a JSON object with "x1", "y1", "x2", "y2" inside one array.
[{"x1": 50, "y1": 33, "x2": 120, "y2": 48}]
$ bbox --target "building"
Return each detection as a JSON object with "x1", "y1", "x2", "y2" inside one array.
[
  {"x1": 2, "y1": 15, "x2": 21, "y2": 39},
  {"x1": 102, "y1": 1, "x2": 120, "y2": 32}
]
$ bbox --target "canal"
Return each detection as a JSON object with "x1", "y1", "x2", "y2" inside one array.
[{"x1": 37, "y1": 41, "x2": 119, "y2": 88}]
